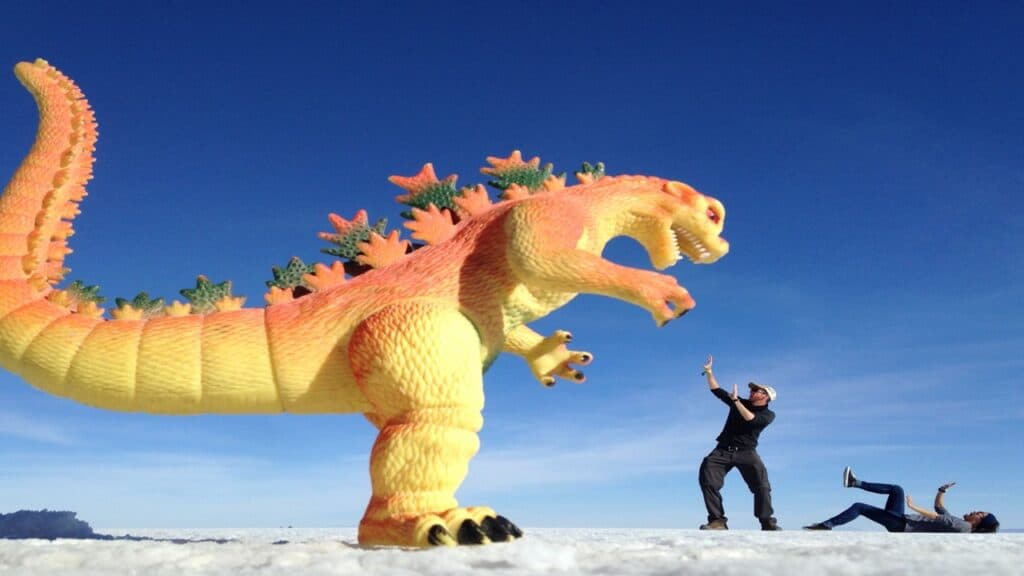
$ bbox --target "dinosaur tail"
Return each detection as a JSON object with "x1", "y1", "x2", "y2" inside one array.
[
  {"x1": 0, "y1": 59, "x2": 92, "y2": 297},
  {"x1": 0, "y1": 60, "x2": 293, "y2": 414},
  {"x1": 0, "y1": 59, "x2": 97, "y2": 381}
]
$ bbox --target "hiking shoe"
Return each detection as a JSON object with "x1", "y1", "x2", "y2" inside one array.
[
  {"x1": 699, "y1": 519, "x2": 728, "y2": 530},
  {"x1": 843, "y1": 466, "x2": 858, "y2": 488},
  {"x1": 803, "y1": 523, "x2": 832, "y2": 531},
  {"x1": 760, "y1": 521, "x2": 782, "y2": 531}
]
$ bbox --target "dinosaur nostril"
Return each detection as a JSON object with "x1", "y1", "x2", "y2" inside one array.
[{"x1": 706, "y1": 207, "x2": 720, "y2": 224}]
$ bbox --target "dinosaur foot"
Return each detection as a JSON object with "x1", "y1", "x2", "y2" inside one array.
[
  {"x1": 359, "y1": 506, "x2": 523, "y2": 547},
  {"x1": 437, "y1": 506, "x2": 523, "y2": 545}
]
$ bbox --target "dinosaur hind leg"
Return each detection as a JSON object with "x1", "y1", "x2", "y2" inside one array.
[{"x1": 349, "y1": 301, "x2": 519, "y2": 547}]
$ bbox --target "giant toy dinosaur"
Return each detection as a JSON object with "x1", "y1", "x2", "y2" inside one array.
[{"x1": 0, "y1": 60, "x2": 729, "y2": 547}]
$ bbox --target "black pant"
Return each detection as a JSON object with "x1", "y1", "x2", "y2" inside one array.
[
  {"x1": 698, "y1": 446, "x2": 775, "y2": 524},
  {"x1": 823, "y1": 481, "x2": 907, "y2": 532}
]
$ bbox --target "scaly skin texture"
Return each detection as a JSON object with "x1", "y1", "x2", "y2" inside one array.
[{"x1": 0, "y1": 60, "x2": 729, "y2": 547}]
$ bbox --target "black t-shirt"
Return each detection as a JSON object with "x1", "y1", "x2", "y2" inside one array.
[{"x1": 711, "y1": 387, "x2": 775, "y2": 449}]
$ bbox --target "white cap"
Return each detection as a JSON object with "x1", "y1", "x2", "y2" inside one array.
[{"x1": 748, "y1": 382, "x2": 777, "y2": 402}]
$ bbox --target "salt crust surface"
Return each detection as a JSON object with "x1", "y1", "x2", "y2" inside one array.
[{"x1": 2, "y1": 527, "x2": 1022, "y2": 575}]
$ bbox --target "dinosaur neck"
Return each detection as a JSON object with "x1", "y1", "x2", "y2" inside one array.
[{"x1": 576, "y1": 188, "x2": 662, "y2": 255}]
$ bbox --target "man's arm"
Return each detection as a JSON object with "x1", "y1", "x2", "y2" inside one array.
[
  {"x1": 703, "y1": 355, "x2": 719, "y2": 390},
  {"x1": 934, "y1": 482, "x2": 956, "y2": 514},
  {"x1": 906, "y1": 494, "x2": 940, "y2": 519},
  {"x1": 704, "y1": 355, "x2": 735, "y2": 407},
  {"x1": 729, "y1": 384, "x2": 756, "y2": 421}
]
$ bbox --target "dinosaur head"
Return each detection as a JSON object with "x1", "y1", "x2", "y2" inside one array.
[{"x1": 614, "y1": 178, "x2": 729, "y2": 270}]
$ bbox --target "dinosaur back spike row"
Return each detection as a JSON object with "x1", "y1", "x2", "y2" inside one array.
[{"x1": 52, "y1": 146, "x2": 606, "y2": 318}]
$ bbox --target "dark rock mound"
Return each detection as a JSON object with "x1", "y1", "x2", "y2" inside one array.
[
  {"x1": 0, "y1": 509, "x2": 105, "y2": 540},
  {"x1": 1, "y1": 509, "x2": 232, "y2": 543}
]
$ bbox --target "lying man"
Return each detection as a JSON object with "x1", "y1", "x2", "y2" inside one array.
[{"x1": 804, "y1": 467, "x2": 999, "y2": 533}]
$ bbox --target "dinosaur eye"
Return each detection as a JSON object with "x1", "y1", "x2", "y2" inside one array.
[{"x1": 706, "y1": 207, "x2": 720, "y2": 224}]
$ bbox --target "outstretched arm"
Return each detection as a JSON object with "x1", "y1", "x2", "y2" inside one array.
[
  {"x1": 905, "y1": 494, "x2": 940, "y2": 520},
  {"x1": 934, "y1": 482, "x2": 956, "y2": 513},
  {"x1": 729, "y1": 384, "x2": 756, "y2": 421},
  {"x1": 505, "y1": 201, "x2": 694, "y2": 327},
  {"x1": 503, "y1": 325, "x2": 592, "y2": 387},
  {"x1": 704, "y1": 355, "x2": 746, "y2": 413},
  {"x1": 703, "y1": 354, "x2": 719, "y2": 390}
]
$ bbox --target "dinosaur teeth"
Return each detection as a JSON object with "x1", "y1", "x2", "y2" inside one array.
[{"x1": 673, "y1": 228, "x2": 710, "y2": 262}]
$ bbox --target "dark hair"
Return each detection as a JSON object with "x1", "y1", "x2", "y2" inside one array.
[{"x1": 973, "y1": 513, "x2": 1000, "y2": 533}]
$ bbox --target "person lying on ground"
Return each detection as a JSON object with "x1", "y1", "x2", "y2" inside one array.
[{"x1": 803, "y1": 467, "x2": 999, "y2": 533}]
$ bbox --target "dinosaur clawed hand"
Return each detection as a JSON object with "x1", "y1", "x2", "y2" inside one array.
[
  {"x1": 641, "y1": 274, "x2": 695, "y2": 327},
  {"x1": 524, "y1": 330, "x2": 593, "y2": 387}
]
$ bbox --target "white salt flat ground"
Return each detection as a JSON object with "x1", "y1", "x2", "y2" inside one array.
[{"x1": 2, "y1": 528, "x2": 1022, "y2": 576}]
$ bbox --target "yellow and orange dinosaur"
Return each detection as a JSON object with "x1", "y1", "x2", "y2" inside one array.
[{"x1": 0, "y1": 60, "x2": 729, "y2": 547}]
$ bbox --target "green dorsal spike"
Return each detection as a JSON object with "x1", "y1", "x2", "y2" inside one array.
[
  {"x1": 114, "y1": 292, "x2": 165, "y2": 317},
  {"x1": 487, "y1": 162, "x2": 554, "y2": 192},
  {"x1": 66, "y1": 280, "x2": 104, "y2": 304},
  {"x1": 398, "y1": 179, "x2": 460, "y2": 219},
  {"x1": 579, "y1": 161, "x2": 606, "y2": 181},
  {"x1": 180, "y1": 275, "x2": 233, "y2": 314},
  {"x1": 321, "y1": 218, "x2": 388, "y2": 260},
  {"x1": 267, "y1": 257, "x2": 315, "y2": 290}
]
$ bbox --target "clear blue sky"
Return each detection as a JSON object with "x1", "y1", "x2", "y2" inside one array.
[{"x1": 1, "y1": 2, "x2": 1020, "y2": 531}]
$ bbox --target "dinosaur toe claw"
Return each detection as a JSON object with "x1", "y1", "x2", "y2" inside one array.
[
  {"x1": 480, "y1": 516, "x2": 512, "y2": 542},
  {"x1": 427, "y1": 524, "x2": 456, "y2": 546},
  {"x1": 457, "y1": 519, "x2": 490, "y2": 545},
  {"x1": 495, "y1": 515, "x2": 523, "y2": 538}
]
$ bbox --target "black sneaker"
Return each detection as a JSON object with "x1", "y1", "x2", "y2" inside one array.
[
  {"x1": 761, "y1": 521, "x2": 782, "y2": 531},
  {"x1": 803, "y1": 523, "x2": 832, "y2": 531},
  {"x1": 699, "y1": 519, "x2": 728, "y2": 530},
  {"x1": 843, "y1": 466, "x2": 857, "y2": 488}
]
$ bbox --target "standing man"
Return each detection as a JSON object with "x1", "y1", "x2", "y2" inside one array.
[{"x1": 698, "y1": 354, "x2": 780, "y2": 530}]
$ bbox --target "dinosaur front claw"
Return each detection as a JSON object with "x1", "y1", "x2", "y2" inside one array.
[
  {"x1": 525, "y1": 330, "x2": 593, "y2": 387},
  {"x1": 641, "y1": 272, "x2": 696, "y2": 327}
]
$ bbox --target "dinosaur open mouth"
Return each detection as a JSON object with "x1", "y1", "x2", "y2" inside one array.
[{"x1": 672, "y1": 227, "x2": 713, "y2": 263}]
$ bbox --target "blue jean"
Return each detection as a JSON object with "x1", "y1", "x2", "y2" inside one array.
[{"x1": 823, "y1": 481, "x2": 908, "y2": 532}]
